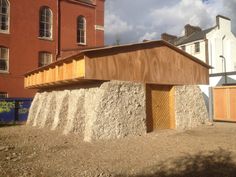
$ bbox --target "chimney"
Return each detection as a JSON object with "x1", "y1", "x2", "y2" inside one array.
[
  {"x1": 216, "y1": 15, "x2": 231, "y2": 31},
  {"x1": 161, "y1": 33, "x2": 177, "y2": 42},
  {"x1": 184, "y1": 24, "x2": 202, "y2": 36}
]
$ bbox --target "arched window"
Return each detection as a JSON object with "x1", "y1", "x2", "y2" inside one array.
[
  {"x1": 39, "y1": 6, "x2": 52, "y2": 38},
  {"x1": 0, "y1": 0, "x2": 9, "y2": 32},
  {"x1": 38, "y1": 52, "x2": 52, "y2": 67},
  {"x1": 77, "y1": 16, "x2": 86, "y2": 44},
  {"x1": 0, "y1": 46, "x2": 9, "y2": 72}
]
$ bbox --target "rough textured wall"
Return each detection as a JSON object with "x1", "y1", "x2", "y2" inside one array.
[
  {"x1": 174, "y1": 85, "x2": 209, "y2": 129},
  {"x1": 27, "y1": 81, "x2": 146, "y2": 141},
  {"x1": 27, "y1": 82, "x2": 209, "y2": 141},
  {"x1": 83, "y1": 81, "x2": 146, "y2": 142}
]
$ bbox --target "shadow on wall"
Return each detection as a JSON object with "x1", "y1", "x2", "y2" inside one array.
[
  {"x1": 202, "y1": 92, "x2": 209, "y2": 113},
  {"x1": 0, "y1": 124, "x2": 24, "y2": 128},
  {"x1": 116, "y1": 149, "x2": 236, "y2": 177}
]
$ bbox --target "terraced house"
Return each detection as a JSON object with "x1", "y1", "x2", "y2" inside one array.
[{"x1": 0, "y1": 0, "x2": 105, "y2": 98}]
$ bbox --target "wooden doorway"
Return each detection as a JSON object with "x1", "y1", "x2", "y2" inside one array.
[{"x1": 146, "y1": 85, "x2": 175, "y2": 132}]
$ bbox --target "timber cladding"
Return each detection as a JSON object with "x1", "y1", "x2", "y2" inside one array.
[
  {"x1": 84, "y1": 44, "x2": 209, "y2": 85},
  {"x1": 24, "y1": 40, "x2": 210, "y2": 89},
  {"x1": 213, "y1": 86, "x2": 236, "y2": 122}
]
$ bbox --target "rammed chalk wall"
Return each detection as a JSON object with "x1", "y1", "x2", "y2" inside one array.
[{"x1": 27, "y1": 81, "x2": 209, "y2": 141}]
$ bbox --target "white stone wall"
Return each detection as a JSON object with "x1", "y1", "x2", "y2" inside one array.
[
  {"x1": 177, "y1": 16, "x2": 236, "y2": 74},
  {"x1": 27, "y1": 81, "x2": 147, "y2": 141},
  {"x1": 178, "y1": 39, "x2": 206, "y2": 62},
  {"x1": 175, "y1": 85, "x2": 209, "y2": 129},
  {"x1": 27, "y1": 82, "x2": 209, "y2": 141}
]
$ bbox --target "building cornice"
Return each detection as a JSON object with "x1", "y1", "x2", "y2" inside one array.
[{"x1": 61, "y1": 0, "x2": 96, "y2": 8}]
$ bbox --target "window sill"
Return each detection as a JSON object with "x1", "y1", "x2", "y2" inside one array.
[
  {"x1": 38, "y1": 37, "x2": 54, "y2": 41},
  {"x1": 0, "y1": 30, "x2": 10, "y2": 35},
  {"x1": 0, "y1": 71, "x2": 10, "y2": 74},
  {"x1": 77, "y1": 43, "x2": 87, "y2": 46}
]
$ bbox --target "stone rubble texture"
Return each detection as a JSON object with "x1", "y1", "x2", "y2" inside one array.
[
  {"x1": 27, "y1": 81, "x2": 209, "y2": 141},
  {"x1": 174, "y1": 85, "x2": 209, "y2": 129},
  {"x1": 27, "y1": 81, "x2": 147, "y2": 141}
]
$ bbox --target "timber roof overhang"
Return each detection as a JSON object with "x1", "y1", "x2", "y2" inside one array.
[
  {"x1": 25, "y1": 40, "x2": 211, "y2": 76},
  {"x1": 24, "y1": 40, "x2": 212, "y2": 89}
]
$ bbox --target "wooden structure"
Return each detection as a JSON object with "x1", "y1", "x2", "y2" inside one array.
[
  {"x1": 25, "y1": 40, "x2": 211, "y2": 131},
  {"x1": 213, "y1": 86, "x2": 236, "y2": 122},
  {"x1": 25, "y1": 40, "x2": 210, "y2": 89}
]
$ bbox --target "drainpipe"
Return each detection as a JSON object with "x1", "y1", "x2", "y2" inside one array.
[
  {"x1": 221, "y1": 35, "x2": 226, "y2": 72},
  {"x1": 56, "y1": 0, "x2": 61, "y2": 59},
  {"x1": 220, "y1": 55, "x2": 227, "y2": 85},
  {"x1": 94, "y1": 0, "x2": 97, "y2": 46}
]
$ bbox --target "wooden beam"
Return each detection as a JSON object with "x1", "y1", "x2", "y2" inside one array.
[{"x1": 24, "y1": 57, "x2": 85, "y2": 89}]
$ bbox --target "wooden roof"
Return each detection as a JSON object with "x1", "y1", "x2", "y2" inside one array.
[{"x1": 25, "y1": 40, "x2": 211, "y2": 89}]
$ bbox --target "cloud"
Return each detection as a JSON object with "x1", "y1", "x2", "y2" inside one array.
[
  {"x1": 149, "y1": 0, "x2": 215, "y2": 35},
  {"x1": 104, "y1": 0, "x2": 236, "y2": 45},
  {"x1": 105, "y1": 13, "x2": 133, "y2": 35},
  {"x1": 139, "y1": 32, "x2": 158, "y2": 42}
]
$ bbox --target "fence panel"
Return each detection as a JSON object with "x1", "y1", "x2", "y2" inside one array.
[{"x1": 213, "y1": 86, "x2": 236, "y2": 122}]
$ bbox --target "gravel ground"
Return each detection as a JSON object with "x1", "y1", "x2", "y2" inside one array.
[{"x1": 0, "y1": 122, "x2": 236, "y2": 177}]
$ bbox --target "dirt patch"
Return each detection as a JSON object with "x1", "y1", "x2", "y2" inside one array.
[{"x1": 0, "y1": 123, "x2": 236, "y2": 177}]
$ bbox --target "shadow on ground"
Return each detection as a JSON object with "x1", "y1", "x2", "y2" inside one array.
[
  {"x1": 0, "y1": 123, "x2": 24, "y2": 128},
  {"x1": 116, "y1": 149, "x2": 236, "y2": 177}
]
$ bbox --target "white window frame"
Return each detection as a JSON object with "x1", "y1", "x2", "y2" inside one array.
[
  {"x1": 0, "y1": 0, "x2": 10, "y2": 34},
  {"x1": 0, "y1": 46, "x2": 9, "y2": 73},
  {"x1": 181, "y1": 45, "x2": 186, "y2": 51},
  {"x1": 39, "y1": 6, "x2": 53, "y2": 40},
  {"x1": 194, "y1": 42, "x2": 200, "y2": 53},
  {"x1": 77, "y1": 16, "x2": 86, "y2": 45},
  {"x1": 38, "y1": 52, "x2": 52, "y2": 67}
]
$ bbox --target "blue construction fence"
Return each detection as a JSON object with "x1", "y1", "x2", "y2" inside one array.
[{"x1": 0, "y1": 98, "x2": 33, "y2": 123}]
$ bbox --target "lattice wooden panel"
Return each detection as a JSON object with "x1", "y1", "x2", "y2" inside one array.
[{"x1": 146, "y1": 85, "x2": 175, "y2": 130}]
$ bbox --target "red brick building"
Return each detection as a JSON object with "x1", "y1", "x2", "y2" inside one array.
[{"x1": 0, "y1": 0, "x2": 105, "y2": 98}]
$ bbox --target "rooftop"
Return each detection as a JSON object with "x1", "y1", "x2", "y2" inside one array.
[{"x1": 173, "y1": 27, "x2": 215, "y2": 46}]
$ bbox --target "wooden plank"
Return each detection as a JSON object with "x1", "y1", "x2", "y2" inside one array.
[
  {"x1": 229, "y1": 88, "x2": 236, "y2": 121},
  {"x1": 213, "y1": 88, "x2": 228, "y2": 120},
  {"x1": 77, "y1": 59, "x2": 85, "y2": 78},
  {"x1": 169, "y1": 87, "x2": 175, "y2": 129},
  {"x1": 85, "y1": 45, "x2": 209, "y2": 85},
  {"x1": 24, "y1": 58, "x2": 85, "y2": 89}
]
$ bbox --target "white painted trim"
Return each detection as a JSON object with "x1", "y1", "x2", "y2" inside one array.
[
  {"x1": 0, "y1": 0, "x2": 10, "y2": 34},
  {"x1": 0, "y1": 46, "x2": 9, "y2": 73}
]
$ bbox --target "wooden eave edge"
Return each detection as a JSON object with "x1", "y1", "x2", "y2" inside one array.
[
  {"x1": 24, "y1": 52, "x2": 85, "y2": 76},
  {"x1": 81, "y1": 40, "x2": 213, "y2": 69},
  {"x1": 25, "y1": 40, "x2": 212, "y2": 77}
]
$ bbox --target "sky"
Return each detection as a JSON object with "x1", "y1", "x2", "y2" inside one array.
[{"x1": 104, "y1": 0, "x2": 236, "y2": 45}]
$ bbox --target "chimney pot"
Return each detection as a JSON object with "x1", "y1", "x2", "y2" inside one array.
[{"x1": 184, "y1": 24, "x2": 202, "y2": 36}]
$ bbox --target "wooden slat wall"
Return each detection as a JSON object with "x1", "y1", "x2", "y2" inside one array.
[
  {"x1": 84, "y1": 45, "x2": 209, "y2": 85},
  {"x1": 25, "y1": 58, "x2": 85, "y2": 88},
  {"x1": 25, "y1": 43, "x2": 210, "y2": 89}
]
